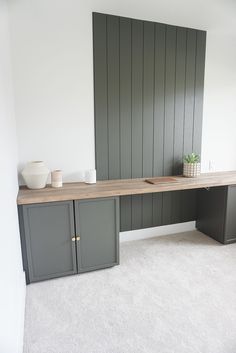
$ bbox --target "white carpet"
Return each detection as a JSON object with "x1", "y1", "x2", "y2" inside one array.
[{"x1": 23, "y1": 231, "x2": 236, "y2": 353}]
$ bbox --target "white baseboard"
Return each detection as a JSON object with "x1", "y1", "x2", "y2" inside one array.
[{"x1": 120, "y1": 221, "x2": 196, "y2": 242}]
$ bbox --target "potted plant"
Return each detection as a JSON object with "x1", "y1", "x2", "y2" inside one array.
[{"x1": 183, "y1": 153, "x2": 201, "y2": 177}]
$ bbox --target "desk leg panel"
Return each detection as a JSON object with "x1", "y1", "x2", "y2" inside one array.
[{"x1": 196, "y1": 187, "x2": 226, "y2": 244}]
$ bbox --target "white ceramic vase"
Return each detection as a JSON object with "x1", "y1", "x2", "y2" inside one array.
[{"x1": 21, "y1": 161, "x2": 49, "y2": 189}]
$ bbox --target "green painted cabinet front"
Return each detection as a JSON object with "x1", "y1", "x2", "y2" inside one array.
[
  {"x1": 75, "y1": 198, "x2": 119, "y2": 272},
  {"x1": 21, "y1": 201, "x2": 77, "y2": 283},
  {"x1": 225, "y1": 186, "x2": 236, "y2": 242},
  {"x1": 19, "y1": 197, "x2": 120, "y2": 283},
  {"x1": 196, "y1": 186, "x2": 236, "y2": 244}
]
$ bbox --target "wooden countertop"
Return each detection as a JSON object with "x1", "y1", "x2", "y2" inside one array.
[{"x1": 17, "y1": 171, "x2": 236, "y2": 205}]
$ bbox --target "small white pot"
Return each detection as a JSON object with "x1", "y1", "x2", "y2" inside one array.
[
  {"x1": 85, "y1": 169, "x2": 96, "y2": 184},
  {"x1": 51, "y1": 170, "x2": 63, "y2": 188},
  {"x1": 183, "y1": 163, "x2": 201, "y2": 178},
  {"x1": 21, "y1": 161, "x2": 49, "y2": 189}
]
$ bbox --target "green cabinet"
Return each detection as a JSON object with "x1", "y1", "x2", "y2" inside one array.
[
  {"x1": 19, "y1": 197, "x2": 119, "y2": 283},
  {"x1": 196, "y1": 186, "x2": 236, "y2": 244},
  {"x1": 75, "y1": 198, "x2": 119, "y2": 272},
  {"x1": 19, "y1": 201, "x2": 77, "y2": 283}
]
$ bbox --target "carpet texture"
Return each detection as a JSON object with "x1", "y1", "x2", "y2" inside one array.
[{"x1": 23, "y1": 231, "x2": 236, "y2": 353}]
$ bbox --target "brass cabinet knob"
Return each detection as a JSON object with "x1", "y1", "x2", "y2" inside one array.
[{"x1": 72, "y1": 236, "x2": 80, "y2": 241}]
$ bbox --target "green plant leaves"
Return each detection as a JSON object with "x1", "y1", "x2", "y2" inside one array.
[{"x1": 183, "y1": 153, "x2": 200, "y2": 164}]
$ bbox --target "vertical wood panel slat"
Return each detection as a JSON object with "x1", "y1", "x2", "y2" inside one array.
[
  {"x1": 143, "y1": 21, "x2": 155, "y2": 177},
  {"x1": 120, "y1": 196, "x2": 132, "y2": 231},
  {"x1": 107, "y1": 16, "x2": 120, "y2": 179},
  {"x1": 163, "y1": 25, "x2": 176, "y2": 176},
  {"x1": 93, "y1": 13, "x2": 109, "y2": 180},
  {"x1": 171, "y1": 27, "x2": 187, "y2": 224},
  {"x1": 120, "y1": 17, "x2": 132, "y2": 178},
  {"x1": 193, "y1": 30, "x2": 206, "y2": 154},
  {"x1": 153, "y1": 24, "x2": 166, "y2": 177},
  {"x1": 173, "y1": 27, "x2": 187, "y2": 175},
  {"x1": 142, "y1": 194, "x2": 153, "y2": 228},
  {"x1": 132, "y1": 195, "x2": 142, "y2": 230},
  {"x1": 181, "y1": 189, "x2": 197, "y2": 222},
  {"x1": 181, "y1": 29, "x2": 197, "y2": 222},
  {"x1": 119, "y1": 18, "x2": 132, "y2": 230},
  {"x1": 171, "y1": 190, "x2": 181, "y2": 224},
  {"x1": 183, "y1": 29, "x2": 197, "y2": 155},
  {"x1": 152, "y1": 23, "x2": 166, "y2": 226},
  {"x1": 131, "y1": 19, "x2": 143, "y2": 179},
  {"x1": 162, "y1": 192, "x2": 173, "y2": 225},
  {"x1": 162, "y1": 25, "x2": 176, "y2": 225},
  {"x1": 131, "y1": 19, "x2": 144, "y2": 229},
  {"x1": 152, "y1": 193, "x2": 162, "y2": 226},
  {"x1": 142, "y1": 21, "x2": 155, "y2": 228}
]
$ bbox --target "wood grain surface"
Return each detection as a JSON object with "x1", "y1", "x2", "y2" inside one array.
[{"x1": 17, "y1": 172, "x2": 236, "y2": 205}]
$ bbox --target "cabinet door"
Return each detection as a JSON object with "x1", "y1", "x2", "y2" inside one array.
[
  {"x1": 75, "y1": 197, "x2": 119, "y2": 272},
  {"x1": 22, "y1": 201, "x2": 77, "y2": 282},
  {"x1": 225, "y1": 186, "x2": 236, "y2": 242}
]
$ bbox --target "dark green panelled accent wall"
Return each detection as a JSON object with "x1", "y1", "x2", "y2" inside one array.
[{"x1": 93, "y1": 13, "x2": 206, "y2": 231}]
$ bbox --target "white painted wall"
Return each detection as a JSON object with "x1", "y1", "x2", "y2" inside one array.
[
  {"x1": 8, "y1": 0, "x2": 236, "y2": 181},
  {"x1": 0, "y1": 1, "x2": 25, "y2": 352}
]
